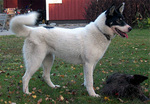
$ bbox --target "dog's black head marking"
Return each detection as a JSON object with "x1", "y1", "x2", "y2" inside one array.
[
  {"x1": 106, "y1": 4, "x2": 116, "y2": 16},
  {"x1": 104, "y1": 3, "x2": 132, "y2": 39},
  {"x1": 105, "y1": 3, "x2": 126, "y2": 27}
]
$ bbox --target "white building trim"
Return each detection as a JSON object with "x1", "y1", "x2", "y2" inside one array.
[{"x1": 46, "y1": 0, "x2": 62, "y2": 20}]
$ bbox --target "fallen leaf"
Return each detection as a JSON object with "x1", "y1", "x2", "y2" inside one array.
[
  {"x1": 20, "y1": 65, "x2": 23, "y2": 68},
  {"x1": 37, "y1": 89, "x2": 42, "y2": 93},
  {"x1": 118, "y1": 98, "x2": 124, "y2": 103},
  {"x1": 102, "y1": 78, "x2": 106, "y2": 82},
  {"x1": 66, "y1": 101, "x2": 69, "y2": 104},
  {"x1": 0, "y1": 70, "x2": 5, "y2": 74},
  {"x1": 59, "y1": 91, "x2": 64, "y2": 93},
  {"x1": 71, "y1": 66, "x2": 76, "y2": 70},
  {"x1": 16, "y1": 91, "x2": 20, "y2": 94},
  {"x1": 62, "y1": 86, "x2": 67, "y2": 89},
  {"x1": 133, "y1": 60, "x2": 137, "y2": 63},
  {"x1": 32, "y1": 91, "x2": 35, "y2": 94},
  {"x1": 4, "y1": 101, "x2": 7, "y2": 104},
  {"x1": 144, "y1": 60, "x2": 147, "y2": 62},
  {"x1": 144, "y1": 89, "x2": 148, "y2": 92},
  {"x1": 37, "y1": 98, "x2": 42, "y2": 104},
  {"x1": 0, "y1": 99, "x2": 3, "y2": 102},
  {"x1": 95, "y1": 87, "x2": 100, "y2": 90},
  {"x1": 52, "y1": 99, "x2": 56, "y2": 104},
  {"x1": 104, "y1": 96, "x2": 110, "y2": 101},
  {"x1": 19, "y1": 80, "x2": 22, "y2": 84},
  {"x1": 140, "y1": 60, "x2": 143, "y2": 62},
  {"x1": 71, "y1": 90, "x2": 77, "y2": 95},
  {"x1": 79, "y1": 73, "x2": 83, "y2": 76},
  {"x1": 60, "y1": 75, "x2": 65, "y2": 78},
  {"x1": 4, "y1": 79, "x2": 8, "y2": 81},
  {"x1": 45, "y1": 97, "x2": 49, "y2": 101},
  {"x1": 66, "y1": 89, "x2": 69, "y2": 92},
  {"x1": 59, "y1": 95, "x2": 64, "y2": 101},
  {"x1": 71, "y1": 80, "x2": 76, "y2": 84},
  {"x1": 32, "y1": 87, "x2": 36, "y2": 91},
  {"x1": 8, "y1": 101, "x2": 11, "y2": 104},
  {"x1": 32, "y1": 95, "x2": 37, "y2": 99},
  {"x1": 9, "y1": 91, "x2": 13, "y2": 94},
  {"x1": 109, "y1": 70, "x2": 113, "y2": 72}
]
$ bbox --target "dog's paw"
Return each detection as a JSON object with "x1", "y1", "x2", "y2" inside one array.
[
  {"x1": 25, "y1": 92, "x2": 32, "y2": 95},
  {"x1": 55, "y1": 85, "x2": 60, "y2": 88},
  {"x1": 24, "y1": 88, "x2": 31, "y2": 95},
  {"x1": 90, "y1": 94, "x2": 100, "y2": 97}
]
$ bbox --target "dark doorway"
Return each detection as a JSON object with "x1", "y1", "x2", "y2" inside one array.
[{"x1": 18, "y1": 0, "x2": 46, "y2": 10}]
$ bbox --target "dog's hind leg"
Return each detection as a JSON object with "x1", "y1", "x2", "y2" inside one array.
[
  {"x1": 22, "y1": 43, "x2": 47, "y2": 94},
  {"x1": 42, "y1": 54, "x2": 60, "y2": 88},
  {"x1": 23, "y1": 65, "x2": 41, "y2": 94}
]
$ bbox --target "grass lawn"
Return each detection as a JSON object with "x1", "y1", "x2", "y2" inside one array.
[{"x1": 0, "y1": 29, "x2": 149, "y2": 104}]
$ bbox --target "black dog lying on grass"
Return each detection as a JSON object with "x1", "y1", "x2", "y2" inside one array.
[{"x1": 101, "y1": 73, "x2": 149, "y2": 102}]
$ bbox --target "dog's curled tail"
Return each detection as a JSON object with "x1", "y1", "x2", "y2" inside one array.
[{"x1": 10, "y1": 12, "x2": 38, "y2": 37}]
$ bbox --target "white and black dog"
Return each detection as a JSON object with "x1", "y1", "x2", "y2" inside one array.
[{"x1": 10, "y1": 3, "x2": 132, "y2": 97}]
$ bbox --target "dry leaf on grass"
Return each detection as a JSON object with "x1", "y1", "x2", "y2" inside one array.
[
  {"x1": 59, "y1": 95, "x2": 64, "y2": 101},
  {"x1": 37, "y1": 98, "x2": 42, "y2": 104}
]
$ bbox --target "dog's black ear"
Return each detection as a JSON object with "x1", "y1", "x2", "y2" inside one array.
[
  {"x1": 130, "y1": 75, "x2": 148, "y2": 85},
  {"x1": 117, "y1": 2, "x2": 125, "y2": 14},
  {"x1": 106, "y1": 4, "x2": 116, "y2": 16}
]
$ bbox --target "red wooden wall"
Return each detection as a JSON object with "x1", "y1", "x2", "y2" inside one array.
[
  {"x1": 49, "y1": 0, "x2": 91, "y2": 20},
  {"x1": 4, "y1": 0, "x2": 18, "y2": 8},
  {"x1": 4, "y1": 0, "x2": 91, "y2": 21},
  {"x1": 4, "y1": 0, "x2": 45, "y2": 10}
]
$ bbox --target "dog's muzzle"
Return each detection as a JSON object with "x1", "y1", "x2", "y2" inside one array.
[{"x1": 112, "y1": 25, "x2": 132, "y2": 38}]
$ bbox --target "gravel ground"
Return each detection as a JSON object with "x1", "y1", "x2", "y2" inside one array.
[
  {"x1": 0, "y1": 23, "x2": 87, "y2": 36},
  {"x1": 0, "y1": 29, "x2": 12, "y2": 36}
]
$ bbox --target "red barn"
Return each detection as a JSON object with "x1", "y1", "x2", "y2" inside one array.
[
  {"x1": 4, "y1": 0, "x2": 45, "y2": 10},
  {"x1": 4, "y1": 0, "x2": 91, "y2": 21}
]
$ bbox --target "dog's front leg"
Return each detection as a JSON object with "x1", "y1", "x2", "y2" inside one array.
[{"x1": 84, "y1": 63, "x2": 100, "y2": 97}]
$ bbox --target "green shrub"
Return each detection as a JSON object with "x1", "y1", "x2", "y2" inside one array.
[{"x1": 84, "y1": 0, "x2": 150, "y2": 28}]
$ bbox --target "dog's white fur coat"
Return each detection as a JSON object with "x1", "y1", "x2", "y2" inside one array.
[{"x1": 10, "y1": 5, "x2": 129, "y2": 96}]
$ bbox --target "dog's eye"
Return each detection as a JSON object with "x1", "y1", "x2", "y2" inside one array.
[
  {"x1": 110, "y1": 22, "x2": 113, "y2": 25},
  {"x1": 116, "y1": 18, "x2": 123, "y2": 24}
]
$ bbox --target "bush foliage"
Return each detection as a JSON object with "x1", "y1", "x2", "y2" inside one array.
[{"x1": 84, "y1": 0, "x2": 150, "y2": 27}]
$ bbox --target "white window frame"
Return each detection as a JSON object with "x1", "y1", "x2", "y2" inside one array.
[{"x1": 46, "y1": 0, "x2": 62, "y2": 20}]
